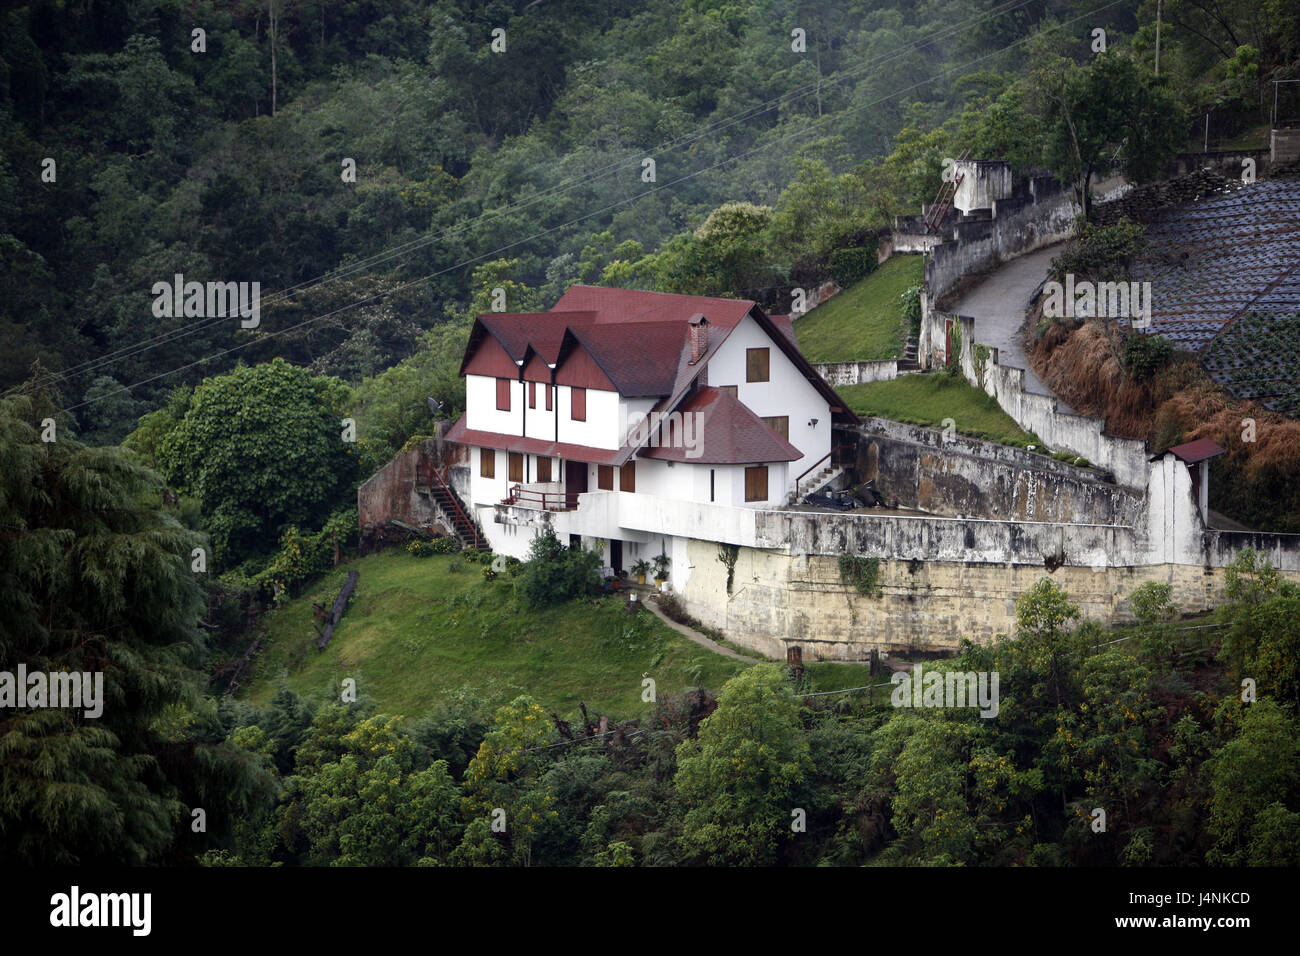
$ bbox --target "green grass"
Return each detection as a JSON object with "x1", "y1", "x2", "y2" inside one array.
[
  {"x1": 241, "y1": 550, "x2": 870, "y2": 721},
  {"x1": 797, "y1": 255, "x2": 924, "y2": 364},
  {"x1": 243, "y1": 552, "x2": 750, "y2": 719},
  {"x1": 838, "y1": 374, "x2": 1041, "y2": 448}
]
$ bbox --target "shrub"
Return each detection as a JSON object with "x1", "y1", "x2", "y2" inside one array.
[
  {"x1": 1048, "y1": 219, "x2": 1147, "y2": 284},
  {"x1": 827, "y1": 245, "x2": 877, "y2": 286},
  {"x1": 514, "y1": 530, "x2": 602, "y2": 608},
  {"x1": 1122, "y1": 333, "x2": 1173, "y2": 380},
  {"x1": 254, "y1": 507, "x2": 358, "y2": 598}
]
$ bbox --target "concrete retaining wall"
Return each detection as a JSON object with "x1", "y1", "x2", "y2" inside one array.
[
  {"x1": 811, "y1": 359, "x2": 899, "y2": 386},
  {"x1": 677, "y1": 540, "x2": 1300, "y2": 660},
  {"x1": 848, "y1": 418, "x2": 1145, "y2": 525}
]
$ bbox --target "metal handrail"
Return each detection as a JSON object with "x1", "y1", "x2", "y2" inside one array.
[
  {"x1": 504, "y1": 484, "x2": 577, "y2": 511},
  {"x1": 427, "y1": 462, "x2": 481, "y2": 549},
  {"x1": 794, "y1": 443, "x2": 854, "y2": 497}
]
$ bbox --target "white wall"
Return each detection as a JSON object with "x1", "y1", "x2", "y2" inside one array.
[
  {"x1": 555, "y1": 385, "x2": 621, "y2": 449},
  {"x1": 708, "y1": 314, "x2": 832, "y2": 489},
  {"x1": 465, "y1": 374, "x2": 523, "y2": 434},
  {"x1": 522, "y1": 384, "x2": 557, "y2": 442}
]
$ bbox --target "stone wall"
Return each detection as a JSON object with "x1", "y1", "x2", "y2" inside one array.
[
  {"x1": 678, "y1": 538, "x2": 1300, "y2": 660},
  {"x1": 1161, "y1": 149, "x2": 1269, "y2": 180},
  {"x1": 928, "y1": 310, "x2": 1153, "y2": 489},
  {"x1": 1091, "y1": 168, "x2": 1240, "y2": 226},
  {"x1": 848, "y1": 418, "x2": 1145, "y2": 525}
]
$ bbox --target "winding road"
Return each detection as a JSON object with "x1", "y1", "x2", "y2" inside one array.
[{"x1": 948, "y1": 243, "x2": 1075, "y2": 414}]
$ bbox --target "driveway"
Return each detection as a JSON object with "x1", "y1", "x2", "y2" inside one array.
[{"x1": 949, "y1": 243, "x2": 1074, "y2": 413}]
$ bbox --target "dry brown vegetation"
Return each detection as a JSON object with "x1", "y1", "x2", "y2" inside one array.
[{"x1": 1029, "y1": 311, "x2": 1300, "y2": 532}]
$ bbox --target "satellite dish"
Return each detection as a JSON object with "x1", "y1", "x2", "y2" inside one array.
[{"x1": 427, "y1": 397, "x2": 444, "y2": 416}]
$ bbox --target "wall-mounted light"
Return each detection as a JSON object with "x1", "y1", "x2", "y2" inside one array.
[{"x1": 808, "y1": 418, "x2": 819, "y2": 428}]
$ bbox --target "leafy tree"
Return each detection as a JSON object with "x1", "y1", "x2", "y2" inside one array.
[
  {"x1": 150, "y1": 358, "x2": 359, "y2": 567},
  {"x1": 1205, "y1": 699, "x2": 1300, "y2": 865},
  {"x1": 0, "y1": 393, "x2": 274, "y2": 864},
  {"x1": 1033, "y1": 51, "x2": 1185, "y2": 220},
  {"x1": 675, "y1": 664, "x2": 811, "y2": 865}
]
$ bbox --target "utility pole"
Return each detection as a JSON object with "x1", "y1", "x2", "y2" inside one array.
[{"x1": 1154, "y1": 0, "x2": 1162, "y2": 78}]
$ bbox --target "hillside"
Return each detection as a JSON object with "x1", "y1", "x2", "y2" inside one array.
[
  {"x1": 241, "y1": 550, "x2": 869, "y2": 718},
  {"x1": 796, "y1": 255, "x2": 924, "y2": 363},
  {"x1": 840, "y1": 374, "x2": 1040, "y2": 448}
]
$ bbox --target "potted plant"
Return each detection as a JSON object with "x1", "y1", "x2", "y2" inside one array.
[
  {"x1": 631, "y1": 559, "x2": 651, "y2": 585},
  {"x1": 652, "y1": 552, "x2": 670, "y2": 590}
]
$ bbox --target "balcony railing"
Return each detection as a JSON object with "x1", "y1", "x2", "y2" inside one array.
[{"x1": 502, "y1": 483, "x2": 578, "y2": 511}]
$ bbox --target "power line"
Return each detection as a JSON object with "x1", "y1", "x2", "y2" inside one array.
[
  {"x1": 19, "y1": 0, "x2": 1044, "y2": 399},
  {"x1": 60, "y1": 0, "x2": 1123, "y2": 416},
  {"x1": 16, "y1": 0, "x2": 1039, "y2": 399}
]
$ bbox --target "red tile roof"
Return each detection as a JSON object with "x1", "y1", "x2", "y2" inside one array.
[
  {"x1": 442, "y1": 415, "x2": 625, "y2": 466},
  {"x1": 552, "y1": 285, "x2": 757, "y2": 330},
  {"x1": 458, "y1": 286, "x2": 859, "y2": 432},
  {"x1": 1165, "y1": 438, "x2": 1227, "y2": 464},
  {"x1": 768, "y1": 314, "x2": 798, "y2": 347},
  {"x1": 637, "y1": 387, "x2": 802, "y2": 464}
]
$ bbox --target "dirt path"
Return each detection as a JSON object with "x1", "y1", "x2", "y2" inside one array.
[
  {"x1": 949, "y1": 244, "x2": 1075, "y2": 414},
  {"x1": 642, "y1": 597, "x2": 765, "y2": 662}
]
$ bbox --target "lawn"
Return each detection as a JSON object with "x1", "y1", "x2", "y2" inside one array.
[
  {"x1": 796, "y1": 254, "x2": 924, "y2": 364},
  {"x1": 241, "y1": 550, "x2": 874, "y2": 721},
  {"x1": 838, "y1": 373, "x2": 1040, "y2": 448}
]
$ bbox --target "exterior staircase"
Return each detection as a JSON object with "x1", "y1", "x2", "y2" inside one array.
[
  {"x1": 416, "y1": 462, "x2": 490, "y2": 551},
  {"x1": 899, "y1": 335, "x2": 921, "y2": 372},
  {"x1": 923, "y1": 149, "x2": 969, "y2": 234}
]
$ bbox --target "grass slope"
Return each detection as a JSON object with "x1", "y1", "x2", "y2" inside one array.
[
  {"x1": 242, "y1": 551, "x2": 869, "y2": 719},
  {"x1": 796, "y1": 255, "x2": 923, "y2": 364},
  {"x1": 839, "y1": 374, "x2": 1040, "y2": 448}
]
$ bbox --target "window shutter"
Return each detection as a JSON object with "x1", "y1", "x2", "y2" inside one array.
[
  {"x1": 762, "y1": 416, "x2": 789, "y2": 441},
  {"x1": 571, "y1": 386, "x2": 587, "y2": 421},
  {"x1": 745, "y1": 348, "x2": 770, "y2": 383},
  {"x1": 480, "y1": 448, "x2": 495, "y2": 479},
  {"x1": 509, "y1": 452, "x2": 523, "y2": 483},
  {"x1": 744, "y1": 465, "x2": 768, "y2": 502},
  {"x1": 537, "y1": 457, "x2": 552, "y2": 483},
  {"x1": 620, "y1": 461, "x2": 636, "y2": 493},
  {"x1": 546, "y1": 385, "x2": 553, "y2": 410},
  {"x1": 496, "y1": 377, "x2": 511, "y2": 410},
  {"x1": 529, "y1": 381, "x2": 536, "y2": 408},
  {"x1": 597, "y1": 465, "x2": 613, "y2": 490}
]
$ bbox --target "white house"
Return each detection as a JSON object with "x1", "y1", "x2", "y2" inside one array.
[{"x1": 442, "y1": 285, "x2": 859, "y2": 579}]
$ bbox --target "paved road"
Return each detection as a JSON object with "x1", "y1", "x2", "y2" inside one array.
[{"x1": 949, "y1": 243, "x2": 1074, "y2": 413}]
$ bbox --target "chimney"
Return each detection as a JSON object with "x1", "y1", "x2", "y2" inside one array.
[{"x1": 688, "y1": 313, "x2": 709, "y2": 364}]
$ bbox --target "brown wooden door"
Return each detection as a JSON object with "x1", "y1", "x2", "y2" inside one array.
[{"x1": 564, "y1": 460, "x2": 587, "y2": 508}]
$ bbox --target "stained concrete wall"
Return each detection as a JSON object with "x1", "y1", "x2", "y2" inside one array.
[
  {"x1": 811, "y1": 360, "x2": 899, "y2": 386},
  {"x1": 849, "y1": 418, "x2": 1144, "y2": 525},
  {"x1": 953, "y1": 160, "x2": 1013, "y2": 214},
  {"x1": 935, "y1": 311, "x2": 1153, "y2": 489},
  {"x1": 678, "y1": 539, "x2": 1300, "y2": 660},
  {"x1": 359, "y1": 440, "x2": 435, "y2": 537},
  {"x1": 1271, "y1": 130, "x2": 1300, "y2": 165}
]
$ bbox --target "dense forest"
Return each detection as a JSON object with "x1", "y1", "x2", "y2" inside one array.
[{"x1": 2, "y1": 0, "x2": 1299, "y2": 866}]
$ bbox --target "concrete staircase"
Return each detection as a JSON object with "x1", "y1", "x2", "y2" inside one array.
[
  {"x1": 899, "y1": 335, "x2": 921, "y2": 372},
  {"x1": 789, "y1": 464, "x2": 846, "y2": 504},
  {"x1": 417, "y1": 463, "x2": 490, "y2": 551}
]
